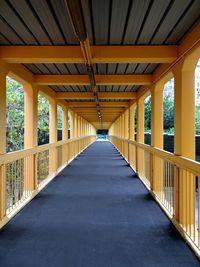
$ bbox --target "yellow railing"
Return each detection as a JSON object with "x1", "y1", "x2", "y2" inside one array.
[
  {"x1": 109, "y1": 135, "x2": 200, "y2": 259},
  {"x1": 0, "y1": 135, "x2": 96, "y2": 228}
]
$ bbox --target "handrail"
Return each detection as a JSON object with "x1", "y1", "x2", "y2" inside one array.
[
  {"x1": 0, "y1": 134, "x2": 96, "y2": 229},
  {"x1": 109, "y1": 135, "x2": 200, "y2": 176},
  {"x1": 109, "y1": 135, "x2": 200, "y2": 258},
  {"x1": 0, "y1": 135, "x2": 95, "y2": 165}
]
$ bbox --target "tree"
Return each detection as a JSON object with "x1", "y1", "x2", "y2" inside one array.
[
  {"x1": 195, "y1": 105, "x2": 200, "y2": 134},
  {"x1": 6, "y1": 77, "x2": 24, "y2": 152},
  {"x1": 144, "y1": 96, "x2": 151, "y2": 133},
  {"x1": 163, "y1": 93, "x2": 174, "y2": 133},
  {"x1": 37, "y1": 94, "x2": 50, "y2": 145}
]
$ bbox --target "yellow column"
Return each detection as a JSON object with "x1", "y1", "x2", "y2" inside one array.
[
  {"x1": 136, "y1": 97, "x2": 144, "y2": 175},
  {"x1": 0, "y1": 64, "x2": 7, "y2": 155},
  {"x1": 70, "y1": 110, "x2": 74, "y2": 139},
  {"x1": 173, "y1": 60, "x2": 195, "y2": 225},
  {"x1": 80, "y1": 118, "x2": 82, "y2": 137},
  {"x1": 151, "y1": 81, "x2": 164, "y2": 193},
  {"x1": 49, "y1": 97, "x2": 58, "y2": 173},
  {"x1": 129, "y1": 104, "x2": 134, "y2": 141},
  {"x1": 129, "y1": 104, "x2": 134, "y2": 167},
  {"x1": 24, "y1": 83, "x2": 38, "y2": 191},
  {"x1": 62, "y1": 106, "x2": 68, "y2": 140},
  {"x1": 151, "y1": 82, "x2": 164, "y2": 149},
  {"x1": 0, "y1": 64, "x2": 8, "y2": 220},
  {"x1": 122, "y1": 113, "x2": 125, "y2": 138},
  {"x1": 124, "y1": 109, "x2": 129, "y2": 160},
  {"x1": 137, "y1": 97, "x2": 144, "y2": 143},
  {"x1": 24, "y1": 84, "x2": 38, "y2": 148},
  {"x1": 173, "y1": 61, "x2": 195, "y2": 159},
  {"x1": 74, "y1": 113, "x2": 77, "y2": 138},
  {"x1": 125, "y1": 110, "x2": 129, "y2": 139},
  {"x1": 62, "y1": 105, "x2": 68, "y2": 164}
]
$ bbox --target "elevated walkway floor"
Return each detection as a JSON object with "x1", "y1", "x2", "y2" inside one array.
[{"x1": 0, "y1": 141, "x2": 199, "y2": 266}]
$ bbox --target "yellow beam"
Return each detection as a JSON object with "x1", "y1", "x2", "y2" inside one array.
[
  {"x1": 35, "y1": 75, "x2": 89, "y2": 85},
  {"x1": 66, "y1": 101, "x2": 129, "y2": 108},
  {"x1": 56, "y1": 92, "x2": 137, "y2": 100},
  {"x1": 0, "y1": 46, "x2": 177, "y2": 64},
  {"x1": 91, "y1": 46, "x2": 177, "y2": 63},
  {"x1": 72, "y1": 107, "x2": 124, "y2": 111},
  {"x1": 34, "y1": 74, "x2": 152, "y2": 85}
]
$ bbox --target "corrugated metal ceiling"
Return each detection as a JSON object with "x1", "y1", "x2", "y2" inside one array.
[{"x1": 0, "y1": 0, "x2": 200, "y2": 93}]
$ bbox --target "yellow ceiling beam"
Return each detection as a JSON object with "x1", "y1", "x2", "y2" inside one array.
[
  {"x1": 0, "y1": 46, "x2": 177, "y2": 64},
  {"x1": 56, "y1": 92, "x2": 137, "y2": 100},
  {"x1": 91, "y1": 46, "x2": 177, "y2": 63},
  {"x1": 34, "y1": 74, "x2": 152, "y2": 85},
  {"x1": 66, "y1": 101, "x2": 129, "y2": 108},
  {"x1": 35, "y1": 75, "x2": 89, "y2": 85}
]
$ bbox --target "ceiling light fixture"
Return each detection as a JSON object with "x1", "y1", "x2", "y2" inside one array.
[{"x1": 64, "y1": 0, "x2": 87, "y2": 42}]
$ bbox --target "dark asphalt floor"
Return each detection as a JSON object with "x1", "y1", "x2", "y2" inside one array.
[{"x1": 0, "y1": 141, "x2": 199, "y2": 267}]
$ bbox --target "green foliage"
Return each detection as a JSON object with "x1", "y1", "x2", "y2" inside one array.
[
  {"x1": 6, "y1": 77, "x2": 24, "y2": 152},
  {"x1": 143, "y1": 91, "x2": 175, "y2": 134},
  {"x1": 57, "y1": 105, "x2": 62, "y2": 129},
  {"x1": 38, "y1": 94, "x2": 49, "y2": 145},
  {"x1": 144, "y1": 96, "x2": 151, "y2": 133},
  {"x1": 68, "y1": 112, "x2": 71, "y2": 130},
  {"x1": 134, "y1": 106, "x2": 137, "y2": 133},
  {"x1": 6, "y1": 78, "x2": 51, "y2": 150},
  {"x1": 163, "y1": 93, "x2": 174, "y2": 133},
  {"x1": 196, "y1": 105, "x2": 200, "y2": 134}
]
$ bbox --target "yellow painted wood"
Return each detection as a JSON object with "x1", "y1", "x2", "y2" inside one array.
[
  {"x1": 49, "y1": 97, "x2": 58, "y2": 173},
  {"x1": 124, "y1": 110, "x2": 129, "y2": 139},
  {"x1": 0, "y1": 45, "x2": 177, "y2": 64},
  {"x1": 24, "y1": 84, "x2": 38, "y2": 148},
  {"x1": 0, "y1": 64, "x2": 7, "y2": 220},
  {"x1": 173, "y1": 59, "x2": 196, "y2": 227},
  {"x1": 129, "y1": 104, "x2": 134, "y2": 141},
  {"x1": 62, "y1": 106, "x2": 68, "y2": 140},
  {"x1": 23, "y1": 83, "x2": 38, "y2": 191},
  {"x1": 150, "y1": 81, "x2": 164, "y2": 193},
  {"x1": 150, "y1": 81, "x2": 164, "y2": 149},
  {"x1": 0, "y1": 64, "x2": 8, "y2": 155},
  {"x1": 136, "y1": 97, "x2": 144, "y2": 175},
  {"x1": 173, "y1": 61, "x2": 195, "y2": 159},
  {"x1": 56, "y1": 92, "x2": 137, "y2": 100},
  {"x1": 34, "y1": 74, "x2": 152, "y2": 86},
  {"x1": 67, "y1": 101, "x2": 129, "y2": 108},
  {"x1": 137, "y1": 98, "x2": 144, "y2": 143}
]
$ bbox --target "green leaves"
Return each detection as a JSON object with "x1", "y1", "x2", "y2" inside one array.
[{"x1": 6, "y1": 77, "x2": 24, "y2": 152}]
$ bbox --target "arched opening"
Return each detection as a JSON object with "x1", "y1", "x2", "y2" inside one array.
[
  {"x1": 5, "y1": 76, "x2": 24, "y2": 210},
  {"x1": 68, "y1": 111, "x2": 71, "y2": 139},
  {"x1": 163, "y1": 78, "x2": 174, "y2": 153},
  {"x1": 134, "y1": 104, "x2": 137, "y2": 141},
  {"x1": 38, "y1": 94, "x2": 49, "y2": 145},
  {"x1": 57, "y1": 105, "x2": 62, "y2": 141},
  {"x1": 195, "y1": 58, "x2": 200, "y2": 162},
  {"x1": 6, "y1": 76, "x2": 24, "y2": 153},
  {"x1": 144, "y1": 95, "x2": 151, "y2": 145},
  {"x1": 195, "y1": 58, "x2": 200, "y2": 229}
]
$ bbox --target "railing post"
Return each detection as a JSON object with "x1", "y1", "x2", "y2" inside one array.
[
  {"x1": 49, "y1": 97, "x2": 58, "y2": 174},
  {"x1": 0, "y1": 64, "x2": 8, "y2": 220}
]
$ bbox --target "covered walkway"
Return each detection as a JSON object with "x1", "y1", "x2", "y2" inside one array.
[{"x1": 0, "y1": 141, "x2": 198, "y2": 267}]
